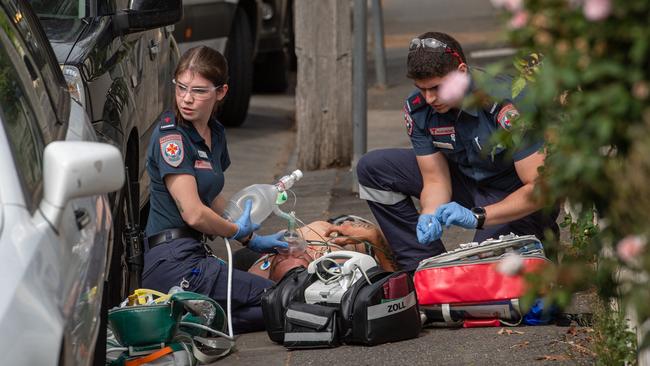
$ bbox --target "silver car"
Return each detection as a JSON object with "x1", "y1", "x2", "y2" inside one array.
[{"x1": 0, "y1": 0, "x2": 125, "y2": 365}]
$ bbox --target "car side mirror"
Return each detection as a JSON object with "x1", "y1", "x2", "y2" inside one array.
[
  {"x1": 112, "y1": 0, "x2": 182, "y2": 36},
  {"x1": 39, "y1": 141, "x2": 125, "y2": 228}
]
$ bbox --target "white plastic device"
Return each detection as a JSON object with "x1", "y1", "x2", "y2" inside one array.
[
  {"x1": 223, "y1": 169, "x2": 303, "y2": 224},
  {"x1": 305, "y1": 251, "x2": 378, "y2": 305}
]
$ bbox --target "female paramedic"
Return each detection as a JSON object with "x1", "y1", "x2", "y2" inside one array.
[{"x1": 142, "y1": 46, "x2": 288, "y2": 333}]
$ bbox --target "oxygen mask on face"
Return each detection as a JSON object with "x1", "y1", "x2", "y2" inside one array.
[{"x1": 276, "y1": 230, "x2": 307, "y2": 256}]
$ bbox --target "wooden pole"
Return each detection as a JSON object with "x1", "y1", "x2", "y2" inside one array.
[
  {"x1": 294, "y1": 0, "x2": 352, "y2": 170},
  {"x1": 351, "y1": 0, "x2": 367, "y2": 192}
]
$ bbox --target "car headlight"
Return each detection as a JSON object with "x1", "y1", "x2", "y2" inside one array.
[{"x1": 61, "y1": 65, "x2": 86, "y2": 108}]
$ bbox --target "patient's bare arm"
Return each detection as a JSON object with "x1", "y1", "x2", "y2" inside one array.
[{"x1": 324, "y1": 221, "x2": 396, "y2": 272}]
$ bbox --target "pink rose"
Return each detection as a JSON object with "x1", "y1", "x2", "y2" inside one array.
[
  {"x1": 509, "y1": 10, "x2": 529, "y2": 29},
  {"x1": 583, "y1": 0, "x2": 611, "y2": 21},
  {"x1": 438, "y1": 71, "x2": 470, "y2": 105},
  {"x1": 616, "y1": 236, "x2": 646, "y2": 265}
]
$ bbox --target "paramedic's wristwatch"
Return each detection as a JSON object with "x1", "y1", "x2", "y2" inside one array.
[{"x1": 471, "y1": 207, "x2": 486, "y2": 229}]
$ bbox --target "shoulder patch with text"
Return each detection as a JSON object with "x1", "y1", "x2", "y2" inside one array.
[
  {"x1": 160, "y1": 134, "x2": 184, "y2": 167},
  {"x1": 496, "y1": 103, "x2": 519, "y2": 130},
  {"x1": 404, "y1": 106, "x2": 414, "y2": 136}
]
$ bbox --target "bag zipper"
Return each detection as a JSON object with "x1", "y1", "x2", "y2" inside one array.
[
  {"x1": 416, "y1": 235, "x2": 544, "y2": 269},
  {"x1": 416, "y1": 252, "x2": 551, "y2": 271}
]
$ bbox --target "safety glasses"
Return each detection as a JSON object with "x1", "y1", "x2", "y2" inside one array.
[
  {"x1": 172, "y1": 79, "x2": 222, "y2": 100},
  {"x1": 409, "y1": 37, "x2": 448, "y2": 51},
  {"x1": 408, "y1": 37, "x2": 464, "y2": 64}
]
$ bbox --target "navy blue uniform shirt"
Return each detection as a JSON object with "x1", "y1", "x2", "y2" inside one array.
[
  {"x1": 145, "y1": 111, "x2": 231, "y2": 236},
  {"x1": 404, "y1": 71, "x2": 542, "y2": 192}
]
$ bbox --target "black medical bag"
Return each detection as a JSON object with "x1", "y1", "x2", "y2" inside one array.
[
  {"x1": 262, "y1": 263, "x2": 421, "y2": 348},
  {"x1": 339, "y1": 269, "x2": 421, "y2": 346},
  {"x1": 260, "y1": 266, "x2": 314, "y2": 343}
]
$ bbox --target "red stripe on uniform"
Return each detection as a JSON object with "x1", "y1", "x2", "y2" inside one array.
[
  {"x1": 194, "y1": 160, "x2": 213, "y2": 170},
  {"x1": 430, "y1": 126, "x2": 455, "y2": 135}
]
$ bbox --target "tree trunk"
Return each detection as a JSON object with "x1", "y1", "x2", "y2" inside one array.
[{"x1": 294, "y1": 0, "x2": 352, "y2": 170}]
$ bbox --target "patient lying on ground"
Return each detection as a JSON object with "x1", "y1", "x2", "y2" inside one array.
[{"x1": 248, "y1": 216, "x2": 397, "y2": 281}]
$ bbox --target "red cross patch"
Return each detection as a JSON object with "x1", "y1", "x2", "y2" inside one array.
[
  {"x1": 496, "y1": 103, "x2": 519, "y2": 130},
  {"x1": 159, "y1": 134, "x2": 184, "y2": 167}
]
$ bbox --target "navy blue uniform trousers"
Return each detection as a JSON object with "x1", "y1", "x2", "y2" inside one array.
[
  {"x1": 142, "y1": 238, "x2": 273, "y2": 334},
  {"x1": 357, "y1": 148, "x2": 559, "y2": 271}
]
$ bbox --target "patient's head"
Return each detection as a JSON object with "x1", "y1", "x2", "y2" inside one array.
[
  {"x1": 268, "y1": 251, "x2": 314, "y2": 282},
  {"x1": 247, "y1": 217, "x2": 396, "y2": 281}
]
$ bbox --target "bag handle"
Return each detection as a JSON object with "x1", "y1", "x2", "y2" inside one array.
[
  {"x1": 463, "y1": 318, "x2": 500, "y2": 328},
  {"x1": 499, "y1": 299, "x2": 523, "y2": 326},
  {"x1": 192, "y1": 336, "x2": 233, "y2": 363},
  {"x1": 174, "y1": 326, "x2": 234, "y2": 364}
]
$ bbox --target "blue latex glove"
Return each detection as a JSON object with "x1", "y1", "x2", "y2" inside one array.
[
  {"x1": 434, "y1": 202, "x2": 477, "y2": 229},
  {"x1": 416, "y1": 214, "x2": 443, "y2": 245},
  {"x1": 230, "y1": 199, "x2": 261, "y2": 241},
  {"x1": 248, "y1": 231, "x2": 289, "y2": 253}
]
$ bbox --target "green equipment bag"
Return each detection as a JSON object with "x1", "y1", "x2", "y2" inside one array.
[{"x1": 106, "y1": 290, "x2": 232, "y2": 365}]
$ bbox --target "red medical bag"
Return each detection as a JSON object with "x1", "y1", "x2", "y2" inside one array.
[{"x1": 414, "y1": 234, "x2": 551, "y2": 327}]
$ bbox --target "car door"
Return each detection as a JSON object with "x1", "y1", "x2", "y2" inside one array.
[
  {"x1": 0, "y1": 1, "x2": 109, "y2": 364},
  {"x1": 136, "y1": 27, "x2": 164, "y2": 204},
  {"x1": 118, "y1": 0, "x2": 163, "y2": 200}
]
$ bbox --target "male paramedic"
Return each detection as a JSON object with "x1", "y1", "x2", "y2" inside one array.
[{"x1": 356, "y1": 31, "x2": 559, "y2": 271}]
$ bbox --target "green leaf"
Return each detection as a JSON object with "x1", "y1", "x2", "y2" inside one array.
[{"x1": 512, "y1": 77, "x2": 527, "y2": 99}]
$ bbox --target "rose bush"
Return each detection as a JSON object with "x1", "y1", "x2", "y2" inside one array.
[{"x1": 490, "y1": 0, "x2": 648, "y2": 359}]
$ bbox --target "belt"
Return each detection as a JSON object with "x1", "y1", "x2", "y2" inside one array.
[{"x1": 147, "y1": 227, "x2": 204, "y2": 250}]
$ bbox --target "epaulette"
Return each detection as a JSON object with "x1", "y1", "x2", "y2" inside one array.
[
  {"x1": 405, "y1": 91, "x2": 427, "y2": 114},
  {"x1": 481, "y1": 74, "x2": 514, "y2": 104},
  {"x1": 159, "y1": 110, "x2": 177, "y2": 131}
]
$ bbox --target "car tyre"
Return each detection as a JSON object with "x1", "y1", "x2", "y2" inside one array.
[
  {"x1": 220, "y1": 9, "x2": 253, "y2": 127},
  {"x1": 107, "y1": 187, "x2": 131, "y2": 308},
  {"x1": 92, "y1": 187, "x2": 129, "y2": 365}
]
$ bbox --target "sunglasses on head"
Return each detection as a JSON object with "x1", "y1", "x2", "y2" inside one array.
[
  {"x1": 409, "y1": 37, "x2": 448, "y2": 51},
  {"x1": 409, "y1": 37, "x2": 464, "y2": 64}
]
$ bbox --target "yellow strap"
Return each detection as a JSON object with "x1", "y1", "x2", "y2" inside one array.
[
  {"x1": 124, "y1": 346, "x2": 173, "y2": 366},
  {"x1": 132, "y1": 289, "x2": 171, "y2": 304}
]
